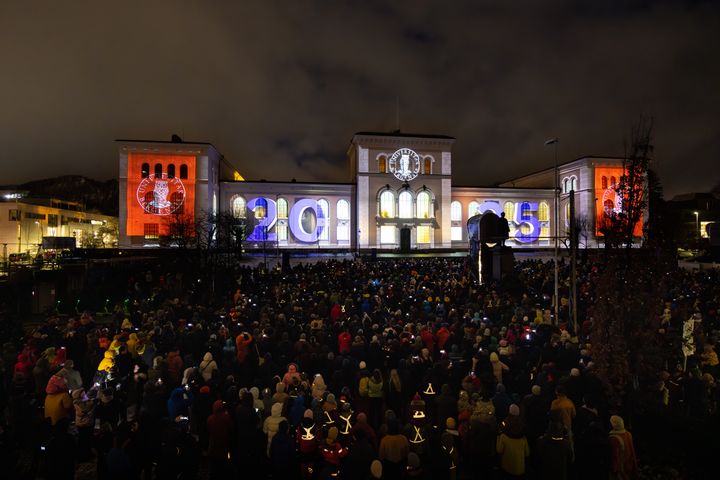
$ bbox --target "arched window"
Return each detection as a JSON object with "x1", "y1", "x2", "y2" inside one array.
[
  {"x1": 253, "y1": 198, "x2": 267, "y2": 219},
  {"x1": 602, "y1": 176, "x2": 608, "y2": 189},
  {"x1": 424, "y1": 157, "x2": 432, "y2": 174},
  {"x1": 337, "y1": 199, "x2": 350, "y2": 220},
  {"x1": 504, "y1": 201, "x2": 515, "y2": 220},
  {"x1": 468, "y1": 201, "x2": 479, "y2": 218},
  {"x1": 141, "y1": 163, "x2": 150, "y2": 178},
  {"x1": 416, "y1": 191, "x2": 431, "y2": 219},
  {"x1": 451, "y1": 201, "x2": 462, "y2": 221},
  {"x1": 154, "y1": 163, "x2": 162, "y2": 178},
  {"x1": 317, "y1": 199, "x2": 329, "y2": 241},
  {"x1": 538, "y1": 201, "x2": 549, "y2": 222},
  {"x1": 563, "y1": 178, "x2": 569, "y2": 193},
  {"x1": 399, "y1": 191, "x2": 413, "y2": 218},
  {"x1": 610, "y1": 176, "x2": 616, "y2": 186},
  {"x1": 180, "y1": 164, "x2": 188, "y2": 179},
  {"x1": 519, "y1": 202, "x2": 532, "y2": 234},
  {"x1": 277, "y1": 198, "x2": 288, "y2": 219},
  {"x1": 379, "y1": 190, "x2": 395, "y2": 218},
  {"x1": 378, "y1": 155, "x2": 387, "y2": 173},
  {"x1": 170, "y1": 192, "x2": 184, "y2": 214},
  {"x1": 232, "y1": 196, "x2": 246, "y2": 219},
  {"x1": 167, "y1": 164, "x2": 176, "y2": 179},
  {"x1": 571, "y1": 176, "x2": 578, "y2": 192}
]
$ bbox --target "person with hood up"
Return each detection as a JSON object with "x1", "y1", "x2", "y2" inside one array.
[
  {"x1": 166, "y1": 348, "x2": 184, "y2": 385},
  {"x1": 489, "y1": 351, "x2": 510, "y2": 385},
  {"x1": 199, "y1": 352, "x2": 218, "y2": 383},
  {"x1": 312, "y1": 373, "x2": 328, "y2": 401},
  {"x1": 235, "y1": 332, "x2": 253, "y2": 364},
  {"x1": 273, "y1": 381, "x2": 289, "y2": 405},
  {"x1": 250, "y1": 386, "x2": 266, "y2": 415},
  {"x1": 608, "y1": 415, "x2": 638, "y2": 480},
  {"x1": 207, "y1": 399, "x2": 233, "y2": 479},
  {"x1": 126, "y1": 332, "x2": 141, "y2": 358},
  {"x1": 44, "y1": 374, "x2": 72, "y2": 425},
  {"x1": 263, "y1": 402, "x2": 287, "y2": 455},
  {"x1": 58, "y1": 359, "x2": 82, "y2": 391},
  {"x1": 283, "y1": 363, "x2": 302, "y2": 387},
  {"x1": 167, "y1": 386, "x2": 193, "y2": 420}
]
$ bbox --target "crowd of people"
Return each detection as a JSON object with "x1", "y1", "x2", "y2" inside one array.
[{"x1": 0, "y1": 254, "x2": 718, "y2": 479}]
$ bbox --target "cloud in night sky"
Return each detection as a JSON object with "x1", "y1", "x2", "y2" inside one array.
[{"x1": 1, "y1": 0, "x2": 718, "y2": 197}]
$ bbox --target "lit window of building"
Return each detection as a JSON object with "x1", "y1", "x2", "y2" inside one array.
[
  {"x1": 417, "y1": 191, "x2": 431, "y2": 219},
  {"x1": 417, "y1": 226, "x2": 431, "y2": 244},
  {"x1": 232, "y1": 196, "x2": 246, "y2": 219},
  {"x1": 538, "y1": 201, "x2": 549, "y2": 222},
  {"x1": 451, "y1": 226, "x2": 462, "y2": 241},
  {"x1": 337, "y1": 199, "x2": 350, "y2": 220},
  {"x1": 399, "y1": 191, "x2": 413, "y2": 218},
  {"x1": 380, "y1": 190, "x2": 395, "y2": 218},
  {"x1": 451, "y1": 201, "x2": 461, "y2": 221},
  {"x1": 318, "y1": 199, "x2": 329, "y2": 241},
  {"x1": 468, "y1": 201, "x2": 479, "y2": 217},
  {"x1": 380, "y1": 225, "x2": 395, "y2": 244}
]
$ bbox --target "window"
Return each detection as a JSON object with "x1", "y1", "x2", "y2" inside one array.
[
  {"x1": 141, "y1": 163, "x2": 150, "y2": 178},
  {"x1": 337, "y1": 199, "x2": 350, "y2": 220},
  {"x1": 318, "y1": 199, "x2": 329, "y2": 241},
  {"x1": 232, "y1": 196, "x2": 246, "y2": 219},
  {"x1": 25, "y1": 212, "x2": 46, "y2": 220},
  {"x1": 538, "y1": 201, "x2": 549, "y2": 222},
  {"x1": 451, "y1": 201, "x2": 462, "y2": 221},
  {"x1": 154, "y1": 163, "x2": 162, "y2": 178},
  {"x1": 380, "y1": 225, "x2": 395, "y2": 244},
  {"x1": 277, "y1": 198, "x2": 288, "y2": 219},
  {"x1": 170, "y1": 192, "x2": 184, "y2": 214},
  {"x1": 253, "y1": 198, "x2": 267, "y2": 219},
  {"x1": 504, "y1": 202, "x2": 515, "y2": 220},
  {"x1": 468, "y1": 201, "x2": 479, "y2": 217},
  {"x1": 378, "y1": 155, "x2": 387, "y2": 173},
  {"x1": 277, "y1": 223, "x2": 288, "y2": 241},
  {"x1": 451, "y1": 226, "x2": 462, "y2": 241},
  {"x1": 9, "y1": 209, "x2": 20, "y2": 221},
  {"x1": 571, "y1": 176, "x2": 578, "y2": 192},
  {"x1": 610, "y1": 176, "x2": 616, "y2": 186},
  {"x1": 380, "y1": 190, "x2": 395, "y2": 218},
  {"x1": 417, "y1": 226, "x2": 431, "y2": 244},
  {"x1": 416, "y1": 191, "x2": 431, "y2": 219},
  {"x1": 601, "y1": 176, "x2": 608, "y2": 189},
  {"x1": 180, "y1": 164, "x2": 188, "y2": 179},
  {"x1": 399, "y1": 191, "x2": 413, "y2": 218},
  {"x1": 48, "y1": 214, "x2": 59, "y2": 227},
  {"x1": 424, "y1": 157, "x2": 432, "y2": 174},
  {"x1": 337, "y1": 222, "x2": 350, "y2": 242},
  {"x1": 167, "y1": 164, "x2": 176, "y2": 179},
  {"x1": 563, "y1": 178, "x2": 569, "y2": 193},
  {"x1": 144, "y1": 223, "x2": 159, "y2": 239}
]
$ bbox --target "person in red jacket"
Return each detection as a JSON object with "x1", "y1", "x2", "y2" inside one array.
[
  {"x1": 420, "y1": 326, "x2": 435, "y2": 352},
  {"x1": 436, "y1": 325, "x2": 451, "y2": 351},
  {"x1": 207, "y1": 400, "x2": 233, "y2": 479},
  {"x1": 235, "y1": 332, "x2": 253, "y2": 364},
  {"x1": 320, "y1": 427, "x2": 348, "y2": 478},
  {"x1": 338, "y1": 330, "x2": 352, "y2": 355},
  {"x1": 608, "y1": 415, "x2": 638, "y2": 480},
  {"x1": 330, "y1": 303, "x2": 343, "y2": 323}
]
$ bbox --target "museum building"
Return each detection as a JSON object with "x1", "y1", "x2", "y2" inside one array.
[{"x1": 118, "y1": 132, "x2": 631, "y2": 250}]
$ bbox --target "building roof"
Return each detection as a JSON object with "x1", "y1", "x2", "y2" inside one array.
[
  {"x1": 495, "y1": 155, "x2": 625, "y2": 186},
  {"x1": 353, "y1": 131, "x2": 456, "y2": 140},
  {"x1": 115, "y1": 138, "x2": 214, "y2": 146}
]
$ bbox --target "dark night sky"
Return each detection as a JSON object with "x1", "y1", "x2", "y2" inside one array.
[{"x1": 1, "y1": 0, "x2": 718, "y2": 198}]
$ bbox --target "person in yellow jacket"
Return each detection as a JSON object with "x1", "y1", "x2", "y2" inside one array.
[
  {"x1": 98, "y1": 350, "x2": 114, "y2": 372},
  {"x1": 496, "y1": 423, "x2": 530, "y2": 477},
  {"x1": 44, "y1": 374, "x2": 73, "y2": 425}
]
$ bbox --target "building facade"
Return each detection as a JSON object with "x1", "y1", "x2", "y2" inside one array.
[{"x1": 119, "y1": 133, "x2": 632, "y2": 250}]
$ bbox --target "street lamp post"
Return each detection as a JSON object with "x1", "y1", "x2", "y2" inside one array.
[
  {"x1": 694, "y1": 211, "x2": 699, "y2": 243},
  {"x1": 545, "y1": 138, "x2": 560, "y2": 324}
]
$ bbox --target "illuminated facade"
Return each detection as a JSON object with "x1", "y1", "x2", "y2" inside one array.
[{"x1": 119, "y1": 134, "x2": 634, "y2": 250}]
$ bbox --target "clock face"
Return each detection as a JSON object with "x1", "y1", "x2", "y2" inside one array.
[
  {"x1": 136, "y1": 174, "x2": 186, "y2": 215},
  {"x1": 388, "y1": 148, "x2": 421, "y2": 182}
]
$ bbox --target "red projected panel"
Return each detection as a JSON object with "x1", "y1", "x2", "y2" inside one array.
[
  {"x1": 594, "y1": 166, "x2": 642, "y2": 237},
  {"x1": 126, "y1": 153, "x2": 195, "y2": 236}
]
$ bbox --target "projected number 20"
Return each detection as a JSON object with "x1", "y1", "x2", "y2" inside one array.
[{"x1": 246, "y1": 197, "x2": 326, "y2": 243}]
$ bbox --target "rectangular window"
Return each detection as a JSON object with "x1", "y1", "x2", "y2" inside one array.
[
  {"x1": 47, "y1": 214, "x2": 59, "y2": 227},
  {"x1": 417, "y1": 226, "x2": 431, "y2": 244},
  {"x1": 24, "y1": 212, "x2": 46, "y2": 220},
  {"x1": 337, "y1": 222, "x2": 350, "y2": 242},
  {"x1": 9, "y1": 209, "x2": 20, "y2": 221},
  {"x1": 451, "y1": 226, "x2": 463, "y2": 241},
  {"x1": 380, "y1": 225, "x2": 395, "y2": 244},
  {"x1": 144, "y1": 223, "x2": 159, "y2": 239},
  {"x1": 277, "y1": 223, "x2": 288, "y2": 242}
]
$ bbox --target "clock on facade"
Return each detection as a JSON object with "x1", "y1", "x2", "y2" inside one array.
[{"x1": 388, "y1": 148, "x2": 421, "y2": 182}]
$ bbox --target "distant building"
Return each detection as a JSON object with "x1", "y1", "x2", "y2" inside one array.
[
  {"x1": 118, "y1": 133, "x2": 632, "y2": 250},
  {"x1": 0, "y1": 191, "x2": 118, "y2": 257}
]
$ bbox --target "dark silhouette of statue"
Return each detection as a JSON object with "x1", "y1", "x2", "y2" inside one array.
[{"x1": 499, "y1": 212, "x2": 510, "y2": 246}]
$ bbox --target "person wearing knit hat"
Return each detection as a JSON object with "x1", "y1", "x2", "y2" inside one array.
[
  {"x1": 608, "y1": 415, "x2": 638, "y2": 479},
  {"x1": 370, "y1": 459, "x2": 383, "y2": 478},
  {"x1": 570, "y1": 368, "x2": 581, "y2": 377},
  {"x1": 531, "y1": 385, "x2": 542, "y2": 396},
  {"x1": 509, "y1": 404, "x2": 520, "y2": 416},
  {"x1": 320, "y1": 426, "x2": 348, "y2": 477}
]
